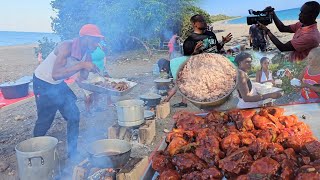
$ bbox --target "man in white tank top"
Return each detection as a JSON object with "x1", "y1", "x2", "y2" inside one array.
[{"x1": 33, "y1": 24, "x2": 103, "y2": 159}]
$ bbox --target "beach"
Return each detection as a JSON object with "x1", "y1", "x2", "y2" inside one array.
[{"x1": 213, "y1": 19, "x2": 320, "y2": 49}]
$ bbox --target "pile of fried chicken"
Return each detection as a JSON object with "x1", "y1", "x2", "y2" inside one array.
[
  {"x1": 152, "y1": 107, "x2": 320, "y2": 180},
  {"x1": 94, "y1": 81, "x2": 129, "y2": 91}
]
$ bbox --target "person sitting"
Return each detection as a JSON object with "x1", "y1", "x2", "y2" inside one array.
[
  {"x1": 258, "y1": 1, "x2": 320, "y2": 62},
  {"x1": 236, "y1": 52, "x2": 283, "y2": 109},
  {"x1": 255, "y1": 57, "x2": 274, "y2": 84},
  {"x1": 285, "y1": 47, "x2": 320, "y2": 103},
  {"x1": 157, "y1": 58, "x2": 171, "y2": 78}
]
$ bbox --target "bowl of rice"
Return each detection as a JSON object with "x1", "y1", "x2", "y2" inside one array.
[{"x1": 176, "y1": 53, "x2": 238, "y2": 109}]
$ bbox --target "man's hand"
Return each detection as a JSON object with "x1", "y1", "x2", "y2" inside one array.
[
  {"x1": 264, "y1": 6, "x2": 275, "y2": 15},
  {"x1": 222, "y1": 33, "x2": 233, "y2": 43},
  {"x1": 81, "y1": 61, "x2": 98, "y2": 72},
  {"x1": 193, "y1": 41, "x2": 204, "y2": 54},
  {"x1": 257, "y1": 22, "x2": 270, "y2": 33}
]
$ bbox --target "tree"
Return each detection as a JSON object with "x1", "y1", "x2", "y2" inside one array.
[{"x1": 50, "y1": 0, "x2": 210, "y2": 52}]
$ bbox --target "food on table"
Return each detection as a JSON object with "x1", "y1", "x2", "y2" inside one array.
[
  {"x1": 94, "y1": 80, "x2": 129, "y2": 91},
  {"x1": 152, "y1": 107, "x2": 320, "y2": 179},
  {"x1": 275, "y1": 79, "x2": 283, "y2": 85},
  {"x1": 177, "y1": 53, "x2": 237, "y2": 102}
]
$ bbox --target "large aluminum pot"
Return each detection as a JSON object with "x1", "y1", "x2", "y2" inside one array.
[
  {"x1": 176, "y1": 53, "x2": 238, "y2": 109},
  {"x1": 15, "y1": 136, "x2": 59, "y2": 180},
  {"x1": 116, "y1": 99, "x2": 145, "y2": 127},
  {"x1": 86, "y1": 139, "x2": 131, "y2": 168}
]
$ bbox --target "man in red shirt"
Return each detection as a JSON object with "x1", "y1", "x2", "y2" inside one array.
[{"x1": 259, "y1": 1, "x2": 320, "y2": 62}]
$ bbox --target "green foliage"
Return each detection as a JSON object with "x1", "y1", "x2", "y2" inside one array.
[
  {"x1": 50, "y1": 0, "x2": 202, "y2": 52},
  {"x1": 278, "y1": 61, "x2": 308, "y2": 94},
  {"x1": 34, "y1": 37, "x2": 57, "y2": 59},
  {"x1": 210, "y1": 14, "x2": 239, "y2": 22}
]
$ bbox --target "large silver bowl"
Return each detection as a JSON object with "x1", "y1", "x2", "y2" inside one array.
[{"x1": 176, "y1": 53, "x2": 239, "y2": 109}]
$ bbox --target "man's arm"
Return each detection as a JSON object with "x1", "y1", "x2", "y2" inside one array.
[
  {"x1": 52, "y1": 42, "x2": 93, "y2": 81},
  {"x1": 272, "y1": 12, "x2": 294, "y2": 33},
  {"x1": 266, "y1": 30, "x2": 295, "y2": 52}
]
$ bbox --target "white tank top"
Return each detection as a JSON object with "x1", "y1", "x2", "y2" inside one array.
[
  {"x1": 35, "y1": 51, "x2": 86, "y2": 84},
  {"x1": 261, "y1": 71, "x2": 273, "y2": 83}
]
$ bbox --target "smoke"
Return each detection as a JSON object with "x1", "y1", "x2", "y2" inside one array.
[{"x1": 51, "y1": 0, "x2": 190, "y2": 52}]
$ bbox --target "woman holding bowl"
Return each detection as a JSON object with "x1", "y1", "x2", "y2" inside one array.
[{"x1": 236, "y1": 52, "x2": 283, "y2": 109}]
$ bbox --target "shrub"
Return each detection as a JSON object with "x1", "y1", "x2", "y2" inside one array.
[{"x1": 34, "y1": 37, "x2": 58, "y2": 60}]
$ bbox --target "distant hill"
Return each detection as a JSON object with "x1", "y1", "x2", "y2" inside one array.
[{"x1": 210, "y1": 14, "x2": 240, "y2": 23}]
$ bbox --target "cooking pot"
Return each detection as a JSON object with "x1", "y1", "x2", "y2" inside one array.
[
  {"x1": 86, "y1": 139, "x2": 131, "y2": 168},
  {"x1": 139, "y1": 93, "x2": 162, "y2": 107},
  {"x1": 115, "y1": 99, "x2": 145, "y2": 127},
  {"x1": 0, "y1": 79, "x2": 31, "y2": 99},
  {"x1": 15, "y1": 136, "x2": 59, "y2": 180},
  {"x1": 154, "y1": 78, "x2": 171, "y2": 90}
]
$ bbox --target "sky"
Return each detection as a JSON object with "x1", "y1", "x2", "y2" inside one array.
[
  {"x1": 0, "y1": 0, "x2": 317, "y2": 32},
  {"x1": 0, "y1": 0, "x2": 55, "y2": 32},
  {"x1": 198, "y1": 0, "x2": 317, "y2": 16}
]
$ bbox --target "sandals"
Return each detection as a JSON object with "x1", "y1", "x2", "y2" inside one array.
[{"x1": 172, "y1": 102, "x2": 187, "y2": 108}]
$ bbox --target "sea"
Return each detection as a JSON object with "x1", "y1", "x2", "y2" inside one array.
[
  {"x1": 0, "y1": 31, "x2": 60, "y2": 46},
  {"x1": 227, "y1": 8, "x2": 305, "y2": 24}
]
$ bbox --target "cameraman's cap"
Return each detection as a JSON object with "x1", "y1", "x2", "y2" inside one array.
[{"x1": 79, "y1": 24, "x2": 104, "y2": 38}]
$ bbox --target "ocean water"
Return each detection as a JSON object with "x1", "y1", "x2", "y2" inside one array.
[
  {"x1": 227, "y1": 8, "x2": 309, "y2": 24},
  {"x1": 0, "y1": 31, "x2": 60, "y2": 46}
]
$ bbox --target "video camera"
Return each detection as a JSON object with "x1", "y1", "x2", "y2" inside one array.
[{"x1": 247, "y1": 8, "x2": 274, "y2": 25}]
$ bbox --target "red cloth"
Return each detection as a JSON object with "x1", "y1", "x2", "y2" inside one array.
[
  {"x1": 70, "y1": 38, "x2": 83, "y2": 60},
  {"x1": 301, "y1": 67, "x2": 320, "y2": 99},
  {"x1": 0, "y1": 78, "x2": 75, "y2": 109},
  {"x1": 0, "y1": 91, "x2": 34, "y2": 108},
  {"x1": 289, "y1": 22, "x2": 320, "y2": 62}
]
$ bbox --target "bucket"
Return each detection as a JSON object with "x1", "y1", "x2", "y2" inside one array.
[
  {"x1": 15, "y1": 136, "x2": 59, "y2": 180},
  {"x1": 116, "y1": 99, "x2": 145, "y2": 127}
]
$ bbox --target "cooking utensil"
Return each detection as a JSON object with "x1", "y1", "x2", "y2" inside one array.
[
  {"x1": 154, "y1": 78, "x2": 171, "y2": 90},
  {"x1": 175, "y1": 54, "x2": 238, "y2": 109},
  {"x1": 15, "y1": 136, "x2": 59, "y2": 180},
  {"x1": 144, "y1": 110, "x2": 155, "y2": 120},
  {"x1": 140, "y1": 93, "x2": 162, "y2": 107},
  {"x1": 86, "y1": 139, "x2": 131, "y2": 168},
  {"x1": 116, "y1": 99, "x2": 145, "y2": 127},
  {"x1": 78, "y1": 78, "x2": 137, "y2": 96}
]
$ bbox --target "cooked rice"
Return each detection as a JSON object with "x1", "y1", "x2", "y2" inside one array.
[{"x1": 177, "y1": 53, "x2": 237, "y2": 102}]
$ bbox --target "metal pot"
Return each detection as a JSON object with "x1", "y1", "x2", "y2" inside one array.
[
  {"x1": 116, "y1": 99, "x2": 145, "y2": 127},
  {"x1": 15, "y1": 136, "x2": 59, "y2": 180},
  {"x1": 86, "y1": 139, "x2": 131, "y2": 168},
  {"x1": 140, "y1": 93, "x2": 162, "y2": 107},
  {"x1": 154, "y1": 78, "x2": 171, "y2": 90}
]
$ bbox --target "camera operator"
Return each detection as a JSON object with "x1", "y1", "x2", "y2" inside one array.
[
  {"x1": 249, "y1": 24, "x2": 269, "y2": 52},
  {"x1": 258, "y1": 1, "x2": 320, "y2": 62}
]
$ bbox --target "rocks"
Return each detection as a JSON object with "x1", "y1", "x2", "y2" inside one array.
[
  {"x1": 14, "y1": 115, "x2": 25, "y2": 121},
  {"x1": 0, "y1": 161, "x2": 9, "y2": 172}
]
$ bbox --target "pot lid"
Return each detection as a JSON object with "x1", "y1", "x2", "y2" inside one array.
[
  {"x1": 139, "y1": 93, "x2": 162, "y2": 100},
  {"x1": 144, "y1": 110, "x2": 155, "y2": 119},
  {"x1": 154, "y1": 78, "x2": 171, "y2": 83}
]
